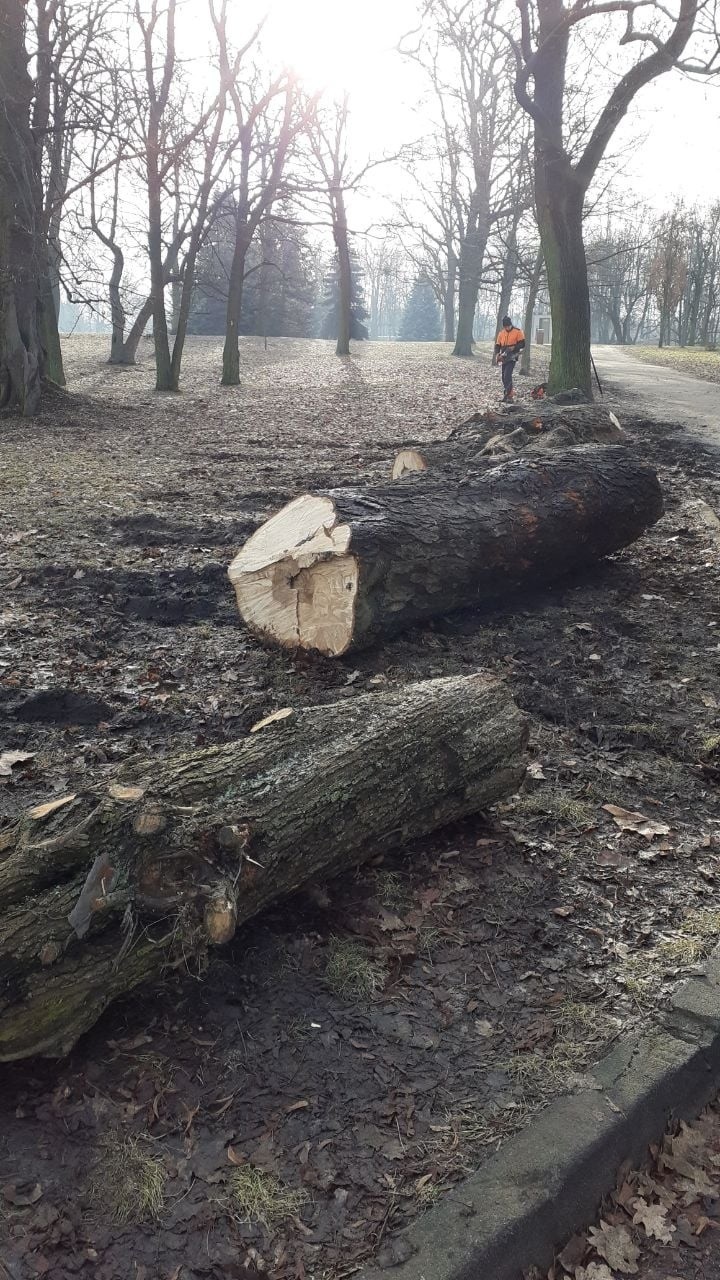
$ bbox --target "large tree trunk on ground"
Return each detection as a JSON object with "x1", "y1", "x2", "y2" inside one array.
[
  {"x1": 229, "y1": 446, "x2": 663, "y2": 657},
  {"x1": 0, "y1": 674, "x2": 527, "y2": 1061},
  {"x1": 0, "y1": 0, "x2": 65, "y2": 413},
  {"x1": 391, "y1": 402, "x2": 626, "y2": 477}
]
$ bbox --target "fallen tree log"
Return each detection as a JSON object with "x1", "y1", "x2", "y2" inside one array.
[
  {"x1": 391, "y1": 404, "x2": 626, "y2": 478},
  {"x1": 0, "y1": 673, "x2": 527, "y2": 1061},
  {"x1": 229, "y1": 445, "x2": 664, "y2": 657}
]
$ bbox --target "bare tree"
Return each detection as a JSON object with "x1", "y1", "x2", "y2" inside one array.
[
  {"x1": 30, "y1": 0, "x2": 116, "y2": 318},
  {"x1": 212, "y1": 6, "x2": 308, "y2": 385},
  {"x1": 0, "y1": 0, "x2": 64, "y2": 413},
  {"x1": 402, "y1": 0, "x2": 522, "y2": 358},
  {"x1": 503, "y1": 0, "x2": 719, "y2": 393}
]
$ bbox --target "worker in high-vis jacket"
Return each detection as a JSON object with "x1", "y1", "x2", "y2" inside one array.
[{"x1": 493, "y1": 315, "x2": 526, "y2": 402}]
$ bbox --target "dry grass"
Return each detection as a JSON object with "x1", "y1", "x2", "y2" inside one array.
[
  {"x1": 622, "y1": 908, "x2": 720, "y2": 990},
  {"x1": 324, "y1": 938, "x2": 386, "y2": 1000},
  {"x1": 632, "y1": 344, "x2": 720, "y2": 385},
  {"x1": 229, "y1": 1167, "x2": 308, "y2": 1227},
  {"x1": 512, "y1": 789, "x2": 594, "y2": 829},
  {"x1": 91, "y1": 1135, "x2": 167, "y2": 1223}
]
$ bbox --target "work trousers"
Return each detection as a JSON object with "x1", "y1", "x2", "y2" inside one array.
[{"x1": 501, "y1": 358, "x2": 517, "y2": 395}]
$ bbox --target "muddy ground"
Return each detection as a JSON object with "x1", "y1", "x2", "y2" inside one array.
[{"x1": 1, "y1": 336, "x2": 719, "y2": 1280}]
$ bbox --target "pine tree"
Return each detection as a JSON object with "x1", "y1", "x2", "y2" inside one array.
[
  {"x1": 320, "y1": 250, "x2": 369, "y2": 341},
  {"x1": 189, "y1": 210, "x2": 317, "y2": 337},
  {"x1": 399, "y1": 278, "x2": 442, "y2": 341}
]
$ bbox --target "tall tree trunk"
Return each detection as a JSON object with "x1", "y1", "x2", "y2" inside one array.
[
  {"x1": 444, "y1": 247, "x2": 457, "y2": 342},
  {"x1": 334, "y1": 190, "x2": 352, "y2": 357},
  {"x1": 494, "y1": 219, "x2": 520, "y2": 348},
  {"x1": 109, "y1": 297, "x2": 154, "y2": 365},
  {"x1": 520, "y1": 247, "x2": 543, "y2": 376},
  {"x1": 453, "y1": 217, "x2": 488, "y2": 357},
  {"x1": 148, "y1": 167, "x2": 174, "y2": 391},
  {"x1": 536, "y1": 170, "x2": 591, "y2": 396},
  {"x1": 222, "y1": 218, "x2": 251, "y2": 385},
  {"x1": 0, "y1": 0, "x2": 65, "y2": 413}
]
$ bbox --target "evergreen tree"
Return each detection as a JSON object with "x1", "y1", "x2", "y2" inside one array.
[
  {"x1": 320, "y1": 250, "x2": 369, "y2": 341},
  {"x1": 399, "y1": 278, "x2": 442, "y2": 341},
  {"x1": 189, "y1": 209, "x2": 317, "y2": 338}
]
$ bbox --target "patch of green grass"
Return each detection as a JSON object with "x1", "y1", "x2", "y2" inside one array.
[
  {"x1": 619, "y1": 722, "x2": 670, "y2": 747},
  {"x1": 513, "y1": 790, "x2": 594, "y2": 828},
  {"x1": 229, "y1": 1167, "x2": 308, "y2": 1227},
  {"x1": 702, "y1": 734, "x2": 720, "y2": 757},
  {"x1": 91, "y1": 1135, "x2": 167, "y2": 1223},
  {"x1": 324, "y1": 938, "x2": 386, "y2": 1000}
]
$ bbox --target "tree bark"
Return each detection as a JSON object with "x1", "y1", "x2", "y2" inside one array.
[
  {"x1": 520, "y1": 247, "x2": 543, "y2": 376},
  {"x1": 0, "y1": 0, "x2": 65, "y2": 413},
  {"x1": 229, "y1": 445, "x2": 663, "y2": 657},
  {"x1": 452, "y1": 213, "x2": 489, "y2": 357},
  {"x1": 222, "y1": 221, "x2": 251, "y2": 385},
  {"x1": 444, "y1": 246, "x2": 457, "y2": 342},
  {"x1": 494, "y1": 218, "x2": 520, "y2": 349},
  {"x1": 334, "y1": 187, "x2": 352, "y2": 357},
  {"x1": 0, "y1": 673, "x2": 527, "y2": 1061},
  {"x1": 536, "y1": 172, "x2": 591, "y2": 396}
]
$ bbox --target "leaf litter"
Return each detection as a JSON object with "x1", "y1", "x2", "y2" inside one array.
[{"x1": 1, "y1": 336, "x2": 720, "y2": 1278}]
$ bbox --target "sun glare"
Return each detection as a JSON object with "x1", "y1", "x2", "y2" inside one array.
[{"x1": 265, "y1": 0, "x2": 391, "y2": 93}]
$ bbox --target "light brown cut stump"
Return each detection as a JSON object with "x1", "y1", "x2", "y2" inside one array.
[
  {"x1": 228, "y1": 494, "x2": 358, "y2": 656},
  {"x1": 391, "y1": 449, "x2": 428, "y2": 480}
]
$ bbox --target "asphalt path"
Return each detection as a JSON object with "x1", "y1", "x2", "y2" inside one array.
[{"x1": 592, "y1": 345, "x2": 720, "y2": 446}]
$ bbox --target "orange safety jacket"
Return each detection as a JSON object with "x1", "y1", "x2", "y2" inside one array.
[{"x1": 495, "y1": 325, "x2": 525, "y2": 353}]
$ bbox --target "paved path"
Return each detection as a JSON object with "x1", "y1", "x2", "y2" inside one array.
[{"x1": 592, "y1": 345, "x2": 720, "y2": 446}]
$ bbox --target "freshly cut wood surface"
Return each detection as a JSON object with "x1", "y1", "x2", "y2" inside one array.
[
  {"x1": 0, "y1": 673, "x2": 527, "y2": 1061},
  {"x1": 229, "y1": 446, "x2": 664, "y2": 656}
]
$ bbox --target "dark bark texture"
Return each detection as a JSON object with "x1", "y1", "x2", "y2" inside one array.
[
  {"x1": 240, "y1": 446, "x2": 663, "y2": 655},
  {"x1": 0, "y1": 674, "x2": 527, "y2": 1061},
  {"x1": 0, "y1": 0, "x2": 64, "y2": 413}
]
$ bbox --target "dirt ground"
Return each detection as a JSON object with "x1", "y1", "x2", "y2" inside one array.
[{"x1": 1, "y1": 336, "x2": 719, "y2": 1280}]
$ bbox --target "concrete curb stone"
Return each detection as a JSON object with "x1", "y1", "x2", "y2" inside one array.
[{"x1": 361, "y1": 953, "x2": 720, "y2": 1280}]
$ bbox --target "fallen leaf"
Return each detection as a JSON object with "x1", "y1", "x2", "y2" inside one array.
[
  {"x1": 557, "y1": 1232, "x2": 587, "y2": 1270},
  {"x1": 553, "y1": 905, "x2": 574, "y2": 918},
  {"x1": 575, "y1": 1264, "x2": 616, "y2": 1280},
  {"x1": 0, "y1": 749, "x2": 35, "y2": 777},
  {"x1": 2, "y1": 1181, "x2": 43, "y2": 1207},
  {"x1": 587, "y1": 1221, "x2": 640, "y2": 1273},
  {"x1": 227, "y1": 1145, "x2": 246, "y2": 1166},
  {"x1": 285, "y1": 1099, "x2": 310, "y2": 1113},
  {"x1": 528, "y1": 761, "x2": 546, "y2": 779},
  {"x1": 602, "y1": 804, "x2": 670, "y2": 841},
  {"x1": 632, "y1": 1197, "x2": 674, "y2": 1242},
  {"x1": 28, "y1": 794, "x2": 76, "y2": 820},
  {"x1": 250, "y1": 707, "x2": 293, "y2": 733}
]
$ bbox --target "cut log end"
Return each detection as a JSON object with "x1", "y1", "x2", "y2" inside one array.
[
  {"x1": 228, "y1": 494, "x2": 358, "y2": 656},
  {"x1": 391, "y1": 449, "x2": 428, "y2": 480}
]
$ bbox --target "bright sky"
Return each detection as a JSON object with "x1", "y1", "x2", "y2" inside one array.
[{"x1": 192, "y1": 0, "x2": 720, "y2": 216}]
